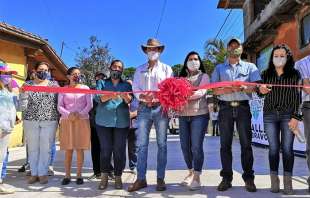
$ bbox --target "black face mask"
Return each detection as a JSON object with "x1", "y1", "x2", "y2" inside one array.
[
  {"x1": 110, "y1": 70, "x2": 122, "y2": 80},
  {"x1": 36, "y1": 71, "x2": 49, "y2": 80}
]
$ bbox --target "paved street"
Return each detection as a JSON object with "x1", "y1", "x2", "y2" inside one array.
[{"x1": 2, "y1": 133, "x2": 310, "y2": 198}]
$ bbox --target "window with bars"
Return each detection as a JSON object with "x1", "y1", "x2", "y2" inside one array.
[{"x1": 301, "y1": 14, "x2": 310, "y2": 48}]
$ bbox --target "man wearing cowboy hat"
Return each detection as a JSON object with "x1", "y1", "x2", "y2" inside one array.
[{"x1": 128, "y1": 38, "x2": 173, "y2": 192}]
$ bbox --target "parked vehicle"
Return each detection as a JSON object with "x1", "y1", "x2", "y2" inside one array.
[{"x1": 168, "y1": 117, "x2": 179, "y2": 134}]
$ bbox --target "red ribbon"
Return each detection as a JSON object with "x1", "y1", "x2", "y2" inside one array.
[{"x1": 22, "y1": 81, "x2": 309, "y2": 95}]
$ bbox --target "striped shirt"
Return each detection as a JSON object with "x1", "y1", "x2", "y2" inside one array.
[{"x1": 260, "y1": 69, "x2": 302, "y2": 120}]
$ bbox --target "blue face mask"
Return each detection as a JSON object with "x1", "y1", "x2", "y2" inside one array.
[
  {"x1": 0, "y1": 75, "x2": 11, "y2": 85},
  {"x1": 36, "y1": 71, "x2": 49, "y2": 80}
]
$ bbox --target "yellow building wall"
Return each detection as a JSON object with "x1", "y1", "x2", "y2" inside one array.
[{"x1": 0, "y1": 40, "x2": 27, "y2": 147}]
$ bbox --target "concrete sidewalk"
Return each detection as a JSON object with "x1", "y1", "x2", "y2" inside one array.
[{"x1": 1, "y1": 134, "x2": 310, "y2": 198}]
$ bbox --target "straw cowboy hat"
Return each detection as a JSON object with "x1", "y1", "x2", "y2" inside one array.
[
  {"x1": 141, "y1": 38, "x2": 165, "y2": 54},
  {"x1": 0, "y1": 59, "x2": 17, "y2": 75}
]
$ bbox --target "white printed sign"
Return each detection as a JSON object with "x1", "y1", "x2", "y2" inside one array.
[{"x1": 250, "y1": 95, "x2": 306, "y2": 153}]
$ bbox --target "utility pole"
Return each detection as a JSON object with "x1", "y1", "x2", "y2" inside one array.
[{"x1": 60, "y1": 41, "x2": 65, "y2": 58}]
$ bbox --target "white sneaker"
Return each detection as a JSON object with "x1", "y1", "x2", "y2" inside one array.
[
  {"x1": 0, "y1": 185, "x2": 15, "y2": 194},
  {"x1": 181, "y1": 174, "x2": 193, "y2": 186},
  {"x1": 48, "y1": 166, "x2": 54, "y2": 176},
  {"x1": 188, "y1": 179, "x2": 201, "y2": 191}
]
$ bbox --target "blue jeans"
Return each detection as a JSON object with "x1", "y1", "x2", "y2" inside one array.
[
  {"x1": 218, "y1": 102, "x2": 254, "y2": 182},
  {"x1": 0, "y1": 133, "x2": 10, "y2": 183},
  {"x1": 264, "y1": 111, "x2": 295, "y2": 175},
  {"x1": 136, "y1": 105, "x2": 168, "y2": 180},
  {"x1": 1, "y1": 150, "x2": 9, "y2": 179},
  {"x1": 24, "y1": 120, "x2": 58, "y2": 176},
  {"x1": 179, "y1": 114, "x2": 209, "y2": 172},
  {"x1": 49, "y1": 142, "x2": 56, "y2": 166},
  {"x1": 96, "y1": 125, "x2": 128, "y2": 176}
]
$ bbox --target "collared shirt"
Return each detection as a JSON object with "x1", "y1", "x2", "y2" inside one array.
[
  {"x1": 211, "y1": 60, "x2": 261, "y2": 101},
  {"x1": 58, "y1": 85, "x2": 93, "y2": 119},
  {"x1": 132, "y1": 61, "x2": 173, "y2": 100},
  {"x1": 95, "y1": 79, "x2": 132, "y2": 128},
  {"x1": 295, "y1": 55, "x2": 310, "y2": 102},
  {"x1": 260, "y1": 69, "x2": 302, "y2": 120}
]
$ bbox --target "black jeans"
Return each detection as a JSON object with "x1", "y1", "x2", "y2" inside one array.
[
  {"x1": 90, "y1": 126, "x2": 101, "y2": 175},
  {"x1": 128, "y1": 128, "x2": 137, "y2": 170},
  {"x1": 212, "y1": 120, "x2": 219, "y2": 136},
  {"x1": 96, "y1": 125, "x2": 128, "y2": 176},
  {"x1": 218, "y1": 102, "x2": 254, "y2": 182}
]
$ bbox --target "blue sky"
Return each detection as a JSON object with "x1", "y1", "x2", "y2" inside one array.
[{"x1": 1, "y1": 0, "x2": 244, "y2": 68}]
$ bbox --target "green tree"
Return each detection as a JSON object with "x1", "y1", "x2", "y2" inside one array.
[
  {"x1": 203, "y1": 39, "x2": 227, "y2": 76},
  {"x1": 204, "y1": 39, "x2": 226, "y2": 64},
  {"x1": 75, "y1": 36, "x2": 113, "y2": 86},
  {"x1": 202, "y1": 59, "x2": 216, "y2": 76},
  {"x1": 172, "y1": 64, "x2": 183, "y2": 76},
  {"x1": 123, "y1": 67, "x2": 136, "y2": 80}
]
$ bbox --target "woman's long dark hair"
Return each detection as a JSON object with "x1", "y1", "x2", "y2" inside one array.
[
  {"x1": 179, "y1": 51, "x2": 206, "y2": 77},
  {"x1": 265, "y1": 44, "x2": 297, "y2": 77},
  {"x1": 67, "y1": 66, "x2": 80, "y2": 75}
]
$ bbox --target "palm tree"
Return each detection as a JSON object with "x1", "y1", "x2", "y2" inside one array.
[{"x1": 204, "y1": 39, "x2": 227, "y2": 66}]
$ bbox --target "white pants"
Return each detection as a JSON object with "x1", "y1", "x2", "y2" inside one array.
[{"x1": 24, "y1": 120, "x2": 58, "y2": 176}]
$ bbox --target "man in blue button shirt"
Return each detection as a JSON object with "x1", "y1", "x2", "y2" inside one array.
[{"x1": 211, "y1": 38, "x2": 261, "y2": 192}]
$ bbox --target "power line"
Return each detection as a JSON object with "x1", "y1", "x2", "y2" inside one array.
[
  {"x1": 214, "y1": 9, "x2": 232, "y2": 41},
  {"x1": 221, "y1": 11, "x2": 243, "y2": 40},
  {"x1": 205, "y1": 9, "x2": 232, "y2": 53},
  {"x1": 217, "y1": 11, "x2": 237, "y2": 39},
  {"x1": 63, "y1": 42, "x2": 79, "y2": 55},
  {"x1": 155, "y1": 0, "x2": 168, "y2": 38}
]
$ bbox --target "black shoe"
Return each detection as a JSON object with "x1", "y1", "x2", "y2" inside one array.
[
  {"x1": 18, "y1": 165, "x2": 26, "y2": 173},
  {"x1": 61, "y1": 178, "x2": 71, "y2": 185},
  {"x1": 76, "y1": 178, "x2": 84, "y2": 185},
  {"x1": 217, "y1": 179, "x2": 232, "y2": 191},
  {"x1": 156, "y1": 178, "x2": 166, "y2": 191},
  {"x1": 245, "y1": 180, "x2": 257, "y2": 192},
  {"x1": 18, "y1": 163, "x2": 29, "y2": 173}
]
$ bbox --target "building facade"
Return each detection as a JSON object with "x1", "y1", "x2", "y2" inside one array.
[
  {"x1": 218, "y1": 0, "x2": 310, "y2": 71},
  {"x1": 0, "y1": 22, "x2": 67, "y2": 147}
]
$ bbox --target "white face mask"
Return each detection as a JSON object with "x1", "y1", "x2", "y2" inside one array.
[
  {"x1": 187, "y1": 60, "x2": 200, "y2": 71},
  {"x1": 147, "y1": 51, "x2": 160, "y2": 61},
  {"x1": 273, "y1": 57, "x2": 287, "y2": 67}
]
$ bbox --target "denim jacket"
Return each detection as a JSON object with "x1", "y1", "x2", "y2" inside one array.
[{"x1": 0, "y1": 88, "x2": 17, "y2": 133}]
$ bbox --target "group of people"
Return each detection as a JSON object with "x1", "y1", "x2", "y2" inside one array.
[{"x1": 0, "y1": 37, "x2": 310, "y2": 196}]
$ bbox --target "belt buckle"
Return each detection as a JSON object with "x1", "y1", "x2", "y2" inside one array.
[{"x1": 230, "y1": 101, "x2": 239, "y2": 107}]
